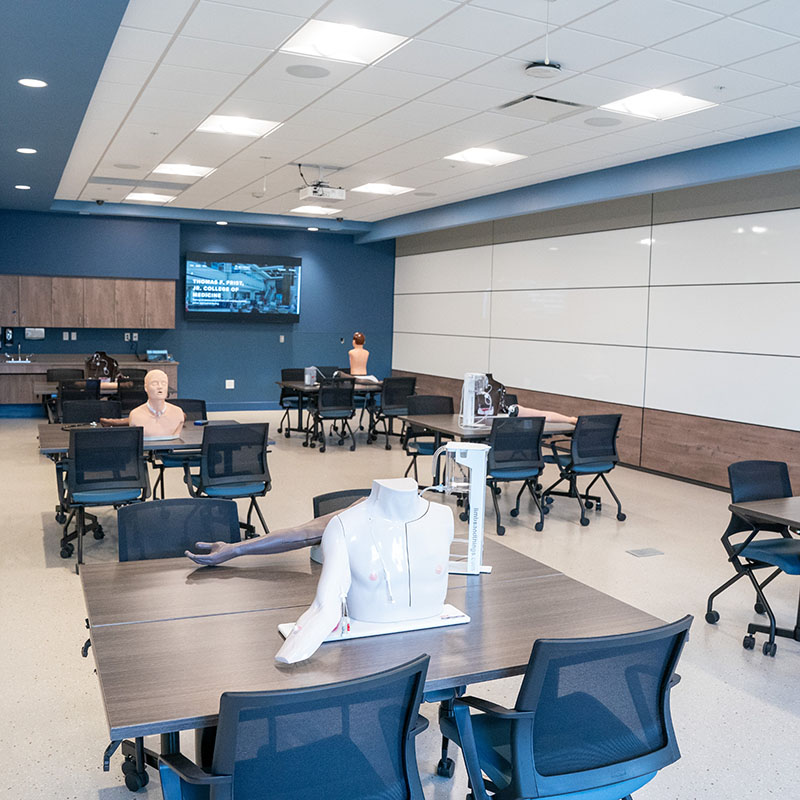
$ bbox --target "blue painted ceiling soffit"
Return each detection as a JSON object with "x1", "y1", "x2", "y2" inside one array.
[{"x1": 0, "y1": 0, "x2": 129, "y2": 212}]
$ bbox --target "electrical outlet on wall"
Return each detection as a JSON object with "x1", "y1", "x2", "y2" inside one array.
[
  {"x1": 132, "y1": 332, "x2": 138, "y2": 341},
  {"x1": 71, "y1": 332, "x2": 77, "y2": 341},
  {"x1": 124, "y1": 332, "x2": 131, "y2": 342},
  {"x1": 62, "y1": 331, "x2": 69, "y2": 341},
  {"x1": 279, "y1": 334, "x2": 285, "y2": 343},
  {"x1": 225, "y1": 379, "x2": 235, "y2": 390}
]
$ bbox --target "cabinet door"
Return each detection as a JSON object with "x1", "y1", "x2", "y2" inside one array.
[
  {"x1": 19, "y1": 276, "x2": 53, "y2": 327},
  {"x1": 83, "y1": 279, "x2": 117, "y2": 328},
  {"x1": 0, "y1": 275, "x2": 20, "y2": 326},
  {"x1": 52, "y1": 278, "x2": 85, "y2": 327},
  {"x1": 145, "y1": 280, "x2": 176, "y2": 328},
  {"x1": 115, "y1": 279, "x2": 147, "y2": 328}
]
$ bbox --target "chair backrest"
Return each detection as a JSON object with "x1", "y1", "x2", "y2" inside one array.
[
  {"x1": 510, "y1": 616, "x2": 692, "y2": 798},
  {"x1": 61, "y1": 399, "x2": 121, "y2": 423},
  {"x1": 119, "y1": 368, "x2": 148, "y2": 381},
  {"x1": 200, "y1": 423, "x2": 271, "y2": 489},
  {"x1": 313, "y1": 489, "x2": 371, "y2": 518},
  {"x1": 211, "y1": 655, "x2": 429, "y2": 800},
  {"x1": 317, "y1": 378, "x2": 355, "y2": 416},
  {"x1": 171, "y1": 398, "x2": 207, "y2": 421},
  {"x1": 407, "y1": 394, "x2": 453, "y2": 417},
  {"x1": 67, "y1": 427, "x2": 148, "y2": 495},
  {"x1": 117, "y1": 498, "x2": 240, "y2": 561},
  {"x1": 381, "y1": 377, "x2": 416, "y2": 412},
  {"x1": 487, "y1": 416, "x2": 545, "y2": 474},
  {"x1": 47, "y1": 368, "x2": 84, "y2": 382},
  {"x1": 118, "y1": 384, "x2": 148, "y2": 414},
  {"x1": 570, "y1": 414, "x2": 621, "y2": 466},
  {"x1": 725, "y1": 460, "x2": 792, "y2": 536},
  {"x1": 504, "y1": 393, "x2": 518, "y2": 408},
  {"x1": 316, "y1": 365, "x2": 339, "y2": 379},
  {"x1": 59, "y1": 379, "x2": 100, "y2": 402},
  {"x1": 281, "y1": 368, "x2": 306, "y2": 382}
]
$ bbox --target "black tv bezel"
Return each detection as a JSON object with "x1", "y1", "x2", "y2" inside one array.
[{"x1": 183, "y1": 251, "x2": 302, "y2": 323}]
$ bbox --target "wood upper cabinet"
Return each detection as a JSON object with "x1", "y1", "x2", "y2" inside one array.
[
  {"x1": 115, "y1": 279, "x2": 147, "y2": 328},
  {"x1": 145, "y1": 280, "x2": 175, "y2": 329},
  {"x1": 18, "y1": 276, "x2": 53, "y2": 327},
  {"x1": 52, "y1": 278, "x2": 85, "y2": 327},
  {"x1": 0, "y1": 275, "x2": 20, "y2": 326},
  {"x1": 83, "y1": 279, "x2": 116, "y2": 328}
]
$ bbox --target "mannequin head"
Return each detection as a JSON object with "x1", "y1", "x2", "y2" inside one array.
[
  {"x1": 352, "y1": 331, "x2": 365, "y2": 347},
  {"x1": 144, "y1": 369, "x2": 169, "y2": 403}
]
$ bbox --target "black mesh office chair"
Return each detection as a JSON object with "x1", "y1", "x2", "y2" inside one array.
[
  {"x1": 705, "y1": 460, "x2": 800, "y2": 657},
  {"x1": 313, "y1": 488, "x2": 372, "y2": 518},
  {"x1": 159, "y1": 655, "x2": 430, "y2": 800},
  {"x1": 118, "y1": 367, "x2": 148, "y2": 381},
  {"x1": 61, "y1": 399, "x2": 121, "y2": 423},
  {"x1": 315, "y1": 365, "x2": 339, "y2": 379},
  {"x1": 368, "y1": 376, "x2": 416, "y2": 450},
  {"x1": 542, "y1": 414, "x2": 625, "y2": 527},
  {"x1": 185, "y1": 423, "x2": 271, "y2": 538},
  {"x1": 118, "y1": 382, "x2": 147, "y2": 415},
  {"x1": 439, "y1": 617, "x2": 692, "y2": 800},
  {"x1": 152, "y1": 399, "x2": 207, "y2": 499},
  {"x1": 305, "y1": 378, "x2": 357, "y2": 452},
  {"x1": 47, "y1": 368, "x2": 84, "y2": 381},
  {"x1": 277, "y1": 367, "x2": 306, "y2": 437},
  {"x1": 487, "y1": 416, "x2": 547, "y2": 535},
  {"x1": 403, "y1": 395, "x2": 454, "y2": 482},
  {"x1": 57, "y1": 379, "x2": 100, "y2": 422}
]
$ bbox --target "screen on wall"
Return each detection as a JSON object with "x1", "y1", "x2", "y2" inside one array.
[{"x1": 184, "y1": 252, "x2": 301, "y2": 322}]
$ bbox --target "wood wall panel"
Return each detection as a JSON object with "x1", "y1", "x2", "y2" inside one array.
[
  {"x1": 145, "y1": 280, "x2": 176, "y2": 328},
  {"x1": 83, "y1": 279, "x2": 116, "y2": 328},
  {"x1": 115, "y1": 279, "x2": 147, "y2": 328},
  {"x1": 52, "y1": 278, "x2": 84, "y2": 327},
  {"x1": 18, "y1": 276, "x2": 53, "y2": 327},
  {"x1": 0, "y1": 275, "x2": 19, "y2": 326}
]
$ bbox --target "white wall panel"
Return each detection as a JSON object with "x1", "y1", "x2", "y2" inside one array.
[
  {"x1": 650, "y1": 208, "x2": 800, "y2": 285},
  {"x1": 492, "y1": 227, "x2": 651, "y2": 290},
  {"x1": 649, "y1": 284, "x2": 800, "y2": 356},
  {"x1": 645, "y1": 348, "x2": 800, "y2": 430},
  {"x1": 393, "y1": 332, "x2": 490, "y2": 379},
  {"x1": 393, "y1": 292, "x2": 491, "y2": 337},
  {"x1": 394, "y1": 246, "x2": 492, "y2": 294},
  {"x1": 489, "y1": 338, "x2": 646, "y2": 406},
  {"x1": 491, "y1": 287, "x2": 648, "y2": 346}
]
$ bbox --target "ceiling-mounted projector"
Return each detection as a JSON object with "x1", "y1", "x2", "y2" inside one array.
[{"x1": 299, "y1": 184, "x2": 346, "y2": 201}]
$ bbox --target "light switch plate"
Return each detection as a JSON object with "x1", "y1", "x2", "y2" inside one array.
[{"x1": 225, "y1": 379, "x2": 235, "y2": 389}]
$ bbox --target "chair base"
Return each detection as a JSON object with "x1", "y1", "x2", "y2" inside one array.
[{"x1": 542, "y1": 470, "x2": 625, "y2": 527}]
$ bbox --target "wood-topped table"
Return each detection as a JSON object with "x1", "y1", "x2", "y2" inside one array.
[
  {"x1": 730, "y1": 496, "x2": 800, "y2": 528},
  {"x1": 399, "y1": 413, "x2": 575, "y2": 441}
]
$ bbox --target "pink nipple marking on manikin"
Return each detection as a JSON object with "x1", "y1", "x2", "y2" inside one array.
[
  {"x1": 369, "y1": 572, "x2": 378, "y2": 581},
  {"x1": 435, "y1": 564, "x2": 443, "y2": 574}
]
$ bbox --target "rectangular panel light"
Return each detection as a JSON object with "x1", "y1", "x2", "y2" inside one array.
[
  {"x1": 444, "y1": 148, "x2": 527, "y2": 166},
  {"x1": 601, "y1": 89, "x2": 717, "y2": 120},
  {"x1": 125, "y1": 192, "x2": 176, "y2": 203},
  {"x1": 197, "y1": 115, "x2": 282, "y2": 137},
  {"x1": 280, "y1": 19, "x2": 407, "y2": 65},
  {"x1": 290, "y1": 205, "x2": 338, "y2": 215},
  {"x1": 153, "y1": 163, "x2": 216, "y2": 177},
  {"x1": 352, "y1": 183, "x2": 414, "y2": 195}
]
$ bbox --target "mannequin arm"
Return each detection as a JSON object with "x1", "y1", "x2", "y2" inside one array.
[
  {"x1": 99, "y1": 417, "x2": 130, "y2": 427},
  {"x1": 275, "y1": 517, "x2": 352, "y2": 663},
  {"x1": 516, "y1": 405, "x2": 577, "y2": 425}
]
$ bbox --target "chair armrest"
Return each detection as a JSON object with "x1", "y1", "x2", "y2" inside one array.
[
  {"x1": 455, "y1": 696, "x2": 536, "y2": 718},
  {"x1": 411, "y1": 713, "x2": 429, "y2": 736},
  {"x1": 158, "y1": 753, "x2": 232, "y2": 786},
  {"x1": 669, "y1": 672, "x2": 681, "y2": 688},
  {"x1": 183, "y1": 462, "x2": 202, "y2": 497}
]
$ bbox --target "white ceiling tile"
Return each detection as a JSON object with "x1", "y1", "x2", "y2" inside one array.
[
  {"x1": 356, "y1": 115, "x2": 446, "y2": 142},
  {"x1": 217, "y1": 98, "x2": 302, "y2": 121},
  {"x1": 543, "y1": 73, "x2": 645, "y2": 106},
  {"x1": 460, "y1": 56, "x2": 563, "y2": 94},
  {"x1": 571, "y1": 0, "x2": 720, "y2": 47},
  {"x1": 722, "y1": 116, "x2": 800, "y2": 138},
  {"x1": 340, "y1": 66, "x2": 447, "y2": 98},
  {"x1": 79, "y1": 183, "x2": 136, "y2": 202},
  {"x1": 659, "y1": 130, "x2": 738, "y2": 149},
  {"x1": 421, "y1": 80, "x2": 524, "y2": 111},
  {"x1": 83, "y1": 99, "x2": 132, "y2": 126},
  {"x1": 487, "y1": 121, "x2": 606, "y2": 155},
  {"x1": 216, "y1": 0, "x2": 326, "y2": 15},
  {"x1": 731, "y1": 43, "x2": 800, "y2": 81},
  {"x1": 108, "y1": 27, "x2": 172, "y2": 62},
  {"x1": 662, "y1": 67, "x2": 783, "y2": 102},
  {"x1": 313, "y1": 88, "x2": 406, "y2": 116},
  {"x1": 454, "y1": 111, "x2": 544, "y2": 138},
  {"x1": 377, "y1": 39, "x2": 495, "y2": 78},
  {"x1": 121, "y1": 0, "x2": 195, "y2": 33},
  {"x1": 163, "y1": 37, "x2": 272, "y2": 75},
  {"x1": 316, "y1": 0, "x2": 457, "y2": 36},
  {"x1": 556, "y1": 107, "x2": 651, "y2": 133},
  {"x1": 136, "y1": 86, "x2": 222, "y2": 114},
  {"x1": 181, "y1": 2, "x2": 303, "y2": 48},
  {"x1": 735, "y1": 0, "x2": 800, "y2": 37},
  {"x1": 95, "y1": 162, "x2": 151, "y2": 181},
  {"x1": 496, "y1": 96, "x2": 585, "y2": 123},
  {"x1": 674, "y1": 104, "x2": 770, "y2": 130},
  {"x1": 656, "y1": 18, "x2": 797, "y2": 65},
  {"x1": 233, "y1": 77, "x2": 327, "y2": 107},
  {"x1": 383, "y1": 100, "x2": 475, "y2": 127},
  {"x1": 730, "y1": 84, "x2": 800, "y2": 115},
  {"x1": 99, "y1": 57, "x2": 155, "y2": 86},
  {"x1": 89, "y1": 81, "x2": 141, "y2": 107},
  {"x1": 104, "y1": 124, "x2": 189, "y2": 167},
  {"x1": 289, "y1": 106, "x2": 372, "y2": 134},
  {"x1": 126, "y1": 103, "x2": 209, "y2": 130},
  {"x1": 168, "y1": 131, "x2": 253, "y2": 166},
  {"x1": 148, "y1": 65, "x2": 244, "y2": 96},
  {"x1": 468, "y1": 0, "x2": 621, "y2": 26},
  {"x1": 593, "y1": 49, "x2": 714, "y2": 88},
  {"x1": 673, "y1": 0, "x2": 764, "y2": 12},
  {"x1": 604, "y1": 118, "x2": 724, "y2": 147},
  {"x1": 419, "y1": 6, "x2": 546, "y2": 54},
  {"x1": 251, "y1": 51, "x2": 363, "y2": 86}
]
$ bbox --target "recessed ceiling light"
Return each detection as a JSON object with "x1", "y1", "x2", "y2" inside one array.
[
  {"x1": 307, "y1": 227, "x2": 319, "y2": 232},
  {"x1": 280, "y1": 19, "x2": 407, "y2": 65},
  {"x1": 352, "y1": 183, "x2": 414, "y2": 196},
  {"x1": 153, "y1": 163, "x2": 215, "y2": 178},
  {"x1": 601, "y1": 89, "x2": 717, "y2": 120},
  {"x1": 18, "y1": 78, "x2": 47, "y2": 88},
  {"x1": 216, "y1": 221, "x2": 228, "y2": 226},
  {"x1": 290, "y1": 205, "x2": 337, "y2": 215},
  {"x1": 444, "y1": 148, "x2": 527, "y2": 167},
  {"x1": 16, "y1": 147, "x2": 37, "y2": 154},
  {"x1": 197, "y1": 115, "x2": 282, "y2": 137},
  {"x1": 751, "y1": 225, "x2": 767, "y2": 234},
  {"x1": 584, "y1": 117, "x2": 622, "y2": 128},
  {"x1": 286, "y1": 64, "x2": 331, "y2": 79},
  {"x1": 125, "y1": 192, "x2": 175, "y2": 203},
  {"x1": 638, "y1": 238, "x2": 654, "y2": 246},
  {"x1": 14, "y1": 184, "x2": 31, "y2": 190},
  {"x1": 113, "y1": 163, "x2": 141, "y2": 170}
]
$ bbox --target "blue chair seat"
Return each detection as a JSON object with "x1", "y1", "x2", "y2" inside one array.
[
  {"x1": 71, "y1": 488, "x2": 143, "y2": 504},
  {"x1": 553, "y1": 453, "x2": 614, "y2": 473},
  {"x1": 407, "y1": 441, "x2": 437, "y2": 456},
  {"x1": 159, "y1": 452, "x2": 201, "y2": 468},
  {"x1": 741, "y1": 539, "x2": 800, "y2": 574},
  {"x1": 191, "y1": 476, "x2": 266, "y2": 497},
  {"x1": 488, "y1": 468, "x2": 541, "y2": 480},
  {"x1": 319, "y1": 411, "x2": 353, "y2": 419}
]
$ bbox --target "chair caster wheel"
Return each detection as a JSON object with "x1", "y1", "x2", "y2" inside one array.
[
  {"x1": 510, "y1": 508, "x2": 519, "y2": 517},
  {"x1": 762, "y1": 641, "x2": 777, "y2": 657},
  {"x1": 284, "y1": 431, "x2": 290, "y2": 439},
  {"x1": 93, "y1": 526, "x2": 105, "y2": 540},
  {"x1": 436, "y1": 757, "x2": 455, "y2": 778},
  {"x1": 580, "y1": 517, "x2": 590, "y2": 527},
  {"x1": 337, "y1": 439, "x2": 344, "y2": 446},
  {"x1": 705, "y1": 610, "x2": 720, "y2": 624},
  {"x1": 385, "y1": 444, "x2": 392, "y2": 450},
  {"x1": 754, "y1": 601, "x2": 766, "y2": 614},
  {"x1": 595, "y1": 503, "x2": 602, "y2": 512},
  {"x1": 124, "y1": 769, "x2": 149, "y2": 791},
  {"x1": 497, "y1": 526, "x2": 505, "y2": 536},
  {"x1": 320, "y1": 446, "x2": 326, "y2": 453},
  {"x1": 493, "y1": 486, "x2": 501, "y2": 495},
  {"x1": 545, "y1": 496, "x2": 554, "y2": 505},
  {"x1": 350, "y1": 445, "x2": 356, "y2": 451},
  {"x1": 534, "y1": 522, "x2": 544, "y2": 532},
  {"x1": 302, "y1": 441, "x2": 308, "y2": 447},
  {"x1": 55, "y1": 512, "x2": 66, "y2": 525},
  {"x1": 60, "y1": 544, "x2": 74, "y2": 559},
  {"x1": 616, "y1": 512, "x2": 627, "y2": 521},
  {"x1": 121, "y1": 758, "x2": 137, "y2": 776},
  {"x1": 743, "y1": 634, "x2": 755, "y2": 650},
  {"x1": 459, "y1": 512, "x2": 468, "y2": 522},
  {"x1": 584, "y1": 500, "x2": 593, "y2": 509}
]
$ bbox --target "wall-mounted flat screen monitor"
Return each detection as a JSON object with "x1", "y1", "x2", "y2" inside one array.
[{"x1": 185, "y1": 252, "x2": 301, "y2": 322}]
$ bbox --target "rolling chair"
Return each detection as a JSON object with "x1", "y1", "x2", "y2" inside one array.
[
  {"x1": 305, "y1": 378, "x2": 357, "y2": 452},
  {"x1": 486, "y1": 416, "x2": 547, "y2": 536},
  {"x1": 185, "y1": 423, "x2": 271, "y2": 538},
  {"x1": 705, "y1": 460, "x2": 800, "y2": 657},
  {"x1": 47, "y1": 368, "x2": 84, "y2": 382},
  {"x1": 59, "y1": 427, "x2": 150, "y2": 571},
  {"x1": 277, "y1": 367, "x2": 306, "y2": 437},
  {"x1": 403, "y1": 395, "x2": 454, "y2": 482},
  {"x1": 56, "y1": 379, "x2": 100, "y2": 422},
  {"x1": 542, "y1": 414, "x2": 626, "y2": 527},
  {"x1": 61, "y1": 399, "x2": 121, "y2": 424},
  {"x1": 117, "y1": 381, "x2": 147, "y2": 415},
  {"x1": 151, "y1": 398, "x2": 207, "y2": 499},
  {"x1": 439, "y1": 616, "x2": 692, "y2": 800},
  {"x1": 159, "y1": 655, "x2": 430, "y2": 800},
  {"x1": 118, "y1": 367, "x2": 148, "y2": 381},
  {"x1": 368, "y1": 376, "x2": 416, "y2": 449}
]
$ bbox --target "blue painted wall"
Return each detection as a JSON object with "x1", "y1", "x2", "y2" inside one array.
[{"x1": 0, "y1": 212, "x2": 395, "y2": 409}]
